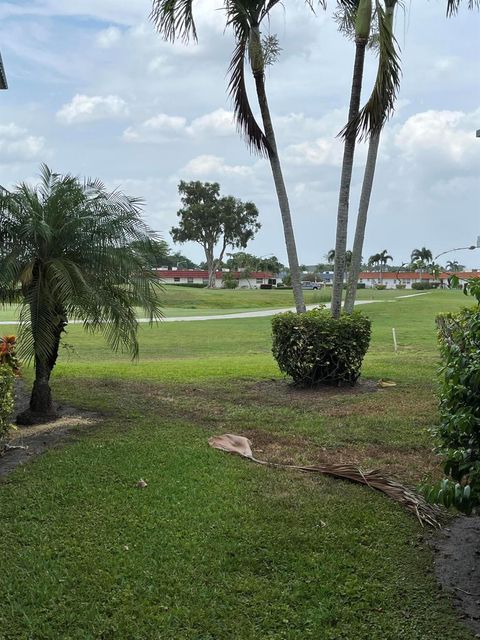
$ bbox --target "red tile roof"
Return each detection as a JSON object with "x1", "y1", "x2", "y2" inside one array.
[
  {"x1": 359, "y1": 271, "x2": 480, "y2": 280},
  {"x1": 153, "y1": 269, "x2": 273, "y2": 279}
]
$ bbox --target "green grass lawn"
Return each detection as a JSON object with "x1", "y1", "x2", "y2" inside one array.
[
  {"x1": 0, "y1": 286, "x2": 413, "y2": 322},
  {"x1": 0, "y1": 290, "x2": 475, "y2": 639}
]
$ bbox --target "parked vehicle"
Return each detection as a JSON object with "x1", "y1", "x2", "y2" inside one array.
[{"x1": 301, "y1": 281, "x2": 323, "y2": 290}]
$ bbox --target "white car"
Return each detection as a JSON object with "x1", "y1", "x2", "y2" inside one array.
[{"x1": 301, "y1": 281, "x2": 323, "y2": 290}]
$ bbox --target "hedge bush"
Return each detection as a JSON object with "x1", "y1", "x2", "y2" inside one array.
[
  {"x1": 395, "y1": 284, "x2": 406, "y2": 290},
  {"x1": 375, "y1": 284, "x2": 387, "y2": 290},
  {"x1": 411, "y1": 282, "x2": 435, "y2": 290},
  {"x1": 434, "y1": 306, "x2": 480, "y2": 511},
  {"x1": 271, "y1": 308, "x2": 371, "y2": 386},
  {"x1": 170, "y1": 283, "x2": 207, "y2": 288}
]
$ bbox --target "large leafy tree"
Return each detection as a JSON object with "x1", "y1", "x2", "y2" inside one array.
[
  {"x1": 170, "y1": 181, "x2": 260, "y2": 288},
  {"x1": 0, "y1": 165, "x2": 163, "y2": 424},
  {"x1": 150, "y1": 0, "x2": 307, "y2": 312}
]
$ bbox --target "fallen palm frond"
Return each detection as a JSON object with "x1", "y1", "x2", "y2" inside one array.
[{"x1": 208, "y1": 433, "x2": 441, "y2": 528}]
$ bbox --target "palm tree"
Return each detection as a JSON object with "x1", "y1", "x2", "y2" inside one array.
[
  {"x1": 343, "y1": 0, "x2": 398, "y2": 313},
  {"x1": 446, "y1": 260, "x2": 465, "y2": 272},
  {"x1": 0, "y1": 165, "x2": 162, "y2": 424},
  {"x1": 150, "y1": 0, "x2": 306, "y2": 313},
  {"x1": 343, "y1": 0, "x2": 478, "y2": 313},
  {"x1": 411, "y1": 247, "x2": 433, "y2": 265},
  {"x1": 368, "y1": 249, "x2": 392, "y2": 284},
  {"x1": 331, "y1": 0, "x2": 374, "y2": 318}
]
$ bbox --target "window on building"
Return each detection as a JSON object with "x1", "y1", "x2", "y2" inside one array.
[
  {"x1": 187, "y1": 277, "x2": 194, "y2": 283},
  {"x1": 174, "y1": 277, "x2": 180, "y2": 283},
  {"x1": 256, "y1": 278, "x2": 263, "y2": 284}
]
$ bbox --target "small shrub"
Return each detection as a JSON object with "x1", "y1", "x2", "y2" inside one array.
[
  {"x1": 395, "y1": 284, "x2": 406, "y2": 290},
  {"x1": 0, "y1": 365, "x2": 15, "y2": 442},
  {"x1": 434, "y1": 305, "x2": 480, "y2": 511},
  {"x1": 411, "y1": 282, "x2": 435, "y2": 290},
  {"x1": 222, "y1": 272, "x2": 239, "y2": 289},
  {"x1": 357, "y1": 283, "x2": 366, "y2": 289},
  {"x1": 375, "y1": 284, "x2": 387, "y2": 290},
  {"x1": 260, "y1": 283, "x2": 272, "y2": 290},
  {"x1": 271, "y1": 308, "x2": 371, "y2": 386},
  {"x1": 171, "y1": 283, "x2": 207, "y2": 288},
  {"x1": 0, "y1": 336, "x2": 18, "y2": 442}
]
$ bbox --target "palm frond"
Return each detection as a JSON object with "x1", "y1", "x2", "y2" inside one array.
[
  {"x1": 209, "y1": 434, "x2": 441, "y2": 528},
  {"x1": 150, "y1": 0, "x2": 198, "y2": 42},
  {"x1": 446, "y1": 0, "x2": 480, "y2": 16},
  {"x1": 227, "y1": 37, "x2": 271, "y2": 156}
]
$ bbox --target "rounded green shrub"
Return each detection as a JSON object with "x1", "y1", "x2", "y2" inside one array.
[{"x1": 271, "y1": 308, "x2": 371, "y2": 387}]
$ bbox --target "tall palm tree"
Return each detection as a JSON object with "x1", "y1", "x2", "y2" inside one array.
[
  {"x1": 343, "y1": 0, "x2": 478, "y2": 313},
  {"x1": 150, "y1": 0, "x2": 307, "y2": 313},
  {"x1": 331, "y1": 0, "x2": 374, "y2": 318},
  {"x1": 343, "y1": 0, "x2": 398, "y2": 313},
  {"x1": 0, "y1": 165, "x2": 162, "y2": 424}
]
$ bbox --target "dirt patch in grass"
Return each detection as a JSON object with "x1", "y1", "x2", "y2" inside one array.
[
  {"x1": 246, "y1": 378, "x2": 380, "y2": 404},
  {"x1": 242, "y1": 428, "x2": 438, "y2": 484},
  {"x1": 0, "y1": 380, "x2": 100, "y2": 478},
  {"x1": 432, "y1": 516, "x2": 480, "y2": 635}
]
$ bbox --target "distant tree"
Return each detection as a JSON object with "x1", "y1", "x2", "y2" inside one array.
[
  {"x1": 170, "y1": 181, "x2": 260, "y2": 288},
  {"x1": 368, "y1": 250, "x2": 392, "y2": 284},
  {"x1": 0, "y1": 165, "x2": 162, "y2": 424},
  {"x1": 225, "y1": 252, "x2": 284, "y2": 274},
  {"x1": 130, "y1": 240, "x2": 198, "y2": 269},
  {"x1": 411, "y1": 247, "x2": 433, "y2": 265},
  {"x1": 445, "y1": 260, "x2": 465, "y2": 272}
]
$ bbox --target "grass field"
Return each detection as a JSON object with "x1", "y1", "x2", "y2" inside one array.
[
  {"x1": 0, "y1": 290, "x2": 475, "y2": 639},
  {"x1": 0, "y1": 285, "x2": 408, "y2": 322}
]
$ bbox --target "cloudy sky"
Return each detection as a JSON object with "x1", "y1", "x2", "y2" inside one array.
[{"x1": 0, "y1": 0, "x2": 479, "y2": 268}]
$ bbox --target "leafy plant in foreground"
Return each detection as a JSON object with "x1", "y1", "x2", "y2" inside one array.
[{"x1": 433, "y1": 283, "x2": 480, "y2": 512}]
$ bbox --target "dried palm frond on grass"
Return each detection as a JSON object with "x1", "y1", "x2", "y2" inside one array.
[{"x1": 209, "y1": 433, "x2": 441, "y2": 528}]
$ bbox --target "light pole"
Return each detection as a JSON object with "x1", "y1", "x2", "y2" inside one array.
[{"x1": 434, "y1": 245, "x2": 478, "y2": 261}]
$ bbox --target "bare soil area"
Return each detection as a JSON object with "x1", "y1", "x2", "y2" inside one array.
[
  {"x1": 0, "y1": 379, "x2": 100, "y2": 477},
  {"x1": 432, "y1": 516, "x2": 480, "y2": 636}
]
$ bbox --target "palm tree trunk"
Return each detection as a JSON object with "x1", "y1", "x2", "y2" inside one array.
[
  {"x1": 344, "y1": 131, "x2": 380, "y2": 313},
  {"x1": 331, "y1": 36, "x2": 368, "y2": 319},
  {"x1": 251, "y1": 29, "x2": 305, "y2": 314},
  {"x1": 17, "y1": 317, "x2": 65, "y2": 424},
  {"x1": 344, "y1": 0, "x2": 397, "y2": 314}
]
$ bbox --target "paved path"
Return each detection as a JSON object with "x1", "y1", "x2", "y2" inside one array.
[{"x1": 0, "y1": 292, "x2": 428, "y2": 326}]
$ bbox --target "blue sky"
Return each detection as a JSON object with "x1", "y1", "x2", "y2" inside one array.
[{"x1": 0, "y1": 0, "x2": 479, "y2": 267}]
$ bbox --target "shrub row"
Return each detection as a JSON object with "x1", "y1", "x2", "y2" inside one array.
[{"x1": 271, "y1": 308, "x2": 371, "y2": 387}]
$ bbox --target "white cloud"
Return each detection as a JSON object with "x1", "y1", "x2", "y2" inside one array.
[
  {"x1": 123, "y1": 108, "x2": 236, "y2": 143},
  {"x1": 0, "y1": 123, "x2": 45, "y2": 161},
  {"x1": 96, "y1": 26, "x2": 121, "y2": 48},
  {"x1": 187, "y1": 109, "x2": 236, "y2": 137},
  {"x1": 56, "y1": 94, "x2": 129, "y2": 124},
  {"x1": 181, "y1": 154, "x2": 253, "y2": 177},
  {"x1": 394, "y1": 109, "x2": 480, "y2": 166},
  {"x1": 285, "y1": 137, "x2": 344, "y2": 167}
]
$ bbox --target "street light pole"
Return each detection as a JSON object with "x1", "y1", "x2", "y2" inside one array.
[{"x1": 434, "y1": 245, "x2": 477, "y2": 261}]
